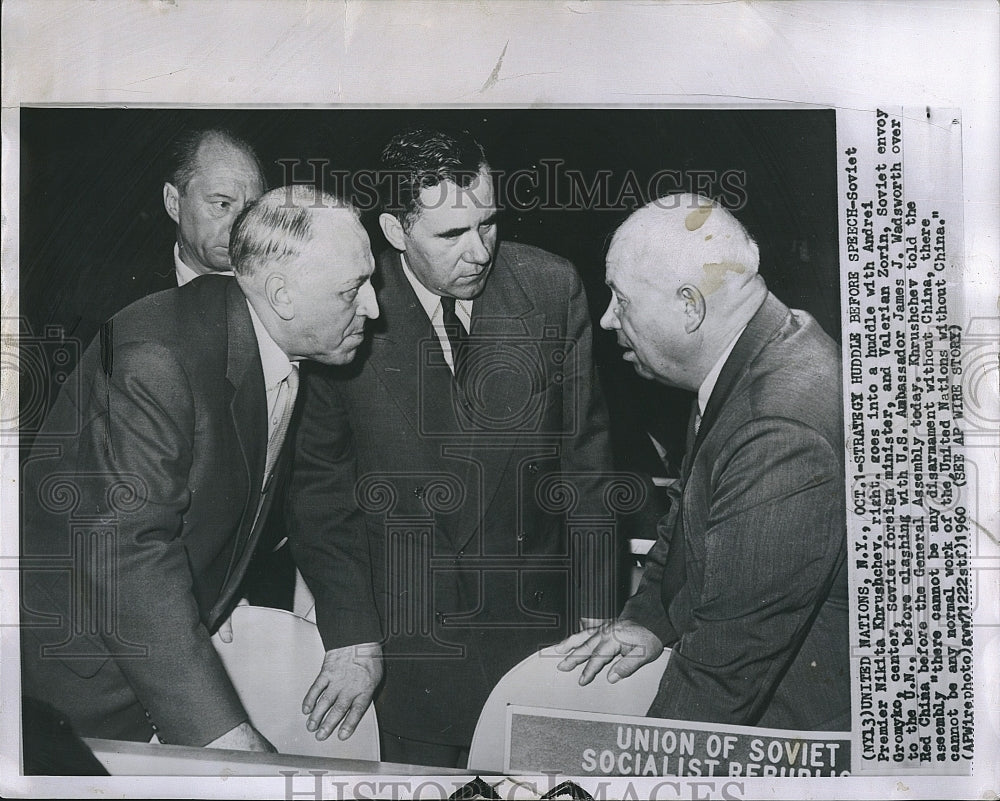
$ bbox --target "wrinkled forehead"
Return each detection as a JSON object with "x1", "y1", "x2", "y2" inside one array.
[
  {"x1": 191, "y1": 141, "x2": 263, "y2": 188},
  {"x1": 606, "y1": 220, "x2": 663, "y2": 291}
]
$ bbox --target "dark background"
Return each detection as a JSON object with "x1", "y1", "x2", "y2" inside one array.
[{"x1": 19, "y1": 107, "x2": 839, "y2": 472}]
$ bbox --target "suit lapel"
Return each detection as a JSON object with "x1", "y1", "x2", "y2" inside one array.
[
  {"x1": 209, "y1": 282, "x2": 267, "y2": 623},
  {"x1": 370, "y1": 248, "x2": 546, "y2": 551},
  {"x1": 367, "y1": 250, "x2": 460, "y2": 442},
  {"x1": 451, "y1": 247, "x2": 544, "y2": 548},
  {"x1": 692, "y1": 293, "x2": 788, "y2": 456}
]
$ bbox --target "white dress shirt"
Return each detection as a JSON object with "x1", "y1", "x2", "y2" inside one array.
[
  {"x1": 400, "y1": 254, "x2": 473, "y2": 373},
  {"x1": 246, "y1": 301, "x2": 296, "y2": 442}
]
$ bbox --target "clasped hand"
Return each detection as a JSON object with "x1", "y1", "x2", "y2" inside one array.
[
  {"x1": 554, "y1": 619, "x2": 663, "y2": 685},
  {"x1": 302, "y1": 642, "x2": 383, "y2": 740}
]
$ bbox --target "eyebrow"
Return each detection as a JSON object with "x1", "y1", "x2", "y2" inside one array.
[{"x1": 434, "y1": 212, "x2": 498, "y2": 239}]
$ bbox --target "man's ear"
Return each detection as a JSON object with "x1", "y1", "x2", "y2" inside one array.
[
  {"x1": 679, "y1": 285, "x2": 706, "y2": 334},
  {"x1": 163, "y1": 183, "x2": 180, "y2": 225},
  {"x1": 264, "y1": 273, "x2": 294, "y2": 321},
  {"x1": 379, "y1": 212, "x2": 407, "y2": 252}
]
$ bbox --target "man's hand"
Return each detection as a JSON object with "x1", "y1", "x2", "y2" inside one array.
[
  {"x1": 554, "y1": 620, "x2": 663, "y2": 686},
  {"x1": 302, "y1": 642, "x2": 382, "y2": 741},
  {"x1": 216, "y1": 598, "x2": 250, "y2": 644},
  {"x1": 205, "y1": 721, "x2": 276, "y2": 752}
]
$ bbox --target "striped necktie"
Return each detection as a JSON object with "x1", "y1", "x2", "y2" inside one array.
[{"x1": 263, "y1": 364, "x2": 299, "y2": 485}]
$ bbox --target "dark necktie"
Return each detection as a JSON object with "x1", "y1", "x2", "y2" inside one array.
[{"x1": 440, "y1": 296, "x2": 468, "y2": 378}]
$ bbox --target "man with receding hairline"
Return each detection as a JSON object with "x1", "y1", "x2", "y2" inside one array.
[
  {"x1": 557, "y1": 193, "x2": 850, "y2": 731},
  {"x1": 20, "y1": 186, "x2": 380, "y2": 754},
  {"x1": 164, "y1": 127, "x2": 267, "y2": 282},
  {"x1": 62, "y1": 127, "x2": 267, "y2": 354}
]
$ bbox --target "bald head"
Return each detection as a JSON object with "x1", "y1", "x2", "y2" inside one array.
[
  {"x1": 601, "y1": 193, "x2": 767, "y2": 390},
  {"x1": 230, "y1": 186, "x2": 380, "y2": 365},
  {"x1": 608, "y1": 193, "x2": 761, "y2": 297}
]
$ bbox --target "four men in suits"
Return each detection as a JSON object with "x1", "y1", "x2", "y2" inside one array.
[
  {"x1": 289, "y1": 129, "x2": 619, "y2": 767},
  {"x1": 22, "y1": 126, "x2": 850, "y2": 767},
  {"x1": 20, "y1": 186, "x2": 379, "y2": 751},
  {"x1": 556, "y1": 193, "x2": 850, "y2": 730}
]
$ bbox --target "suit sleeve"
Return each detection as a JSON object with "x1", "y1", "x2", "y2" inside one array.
[
  {"x1": 619, "y1": 480, "x2": 685, "y2": 645},
  {"x1": 79, "y1": 341, "x2": 247, "y2": 746},
  {"x1": 286, "y1": 368, "x2": 383, "y2": 649},
  {"x1": 632, "y1": 417, "x2": 846, "y2": 725},
  {"x1": 560, "y1": 271, "x2": 620, "y2": 620}
]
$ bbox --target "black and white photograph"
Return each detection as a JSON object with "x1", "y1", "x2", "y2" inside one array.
[{"x1": 2, "y1": 2, "x2": 997, "y2": 799}]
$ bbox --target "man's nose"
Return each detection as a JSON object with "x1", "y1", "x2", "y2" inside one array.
[
  {"x1": 462, "y1": 232, "x2": 491, "y2": 265},
  {"x1": 599, "y1": 299, "x2": 619, "y2": 331},
  {"x1": 357, "y1": 279, "x2": 380, "y2": 320}
]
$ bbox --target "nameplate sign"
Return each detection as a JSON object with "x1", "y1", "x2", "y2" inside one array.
[{"x1": 504, "y1": 706, "x2": 852, "y2": 777}]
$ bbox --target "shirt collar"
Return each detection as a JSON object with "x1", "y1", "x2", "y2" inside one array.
[
  {"x1": 246, "y1": 300, "x2": 295, "y2": 390},
  {"x1": 697, "y1": 325, "x2": 747, "y2": 418},
  {"x1": 174, "y1": 242, "x2": 234, "y2": 287},
  {"x1": 399, "y1": 253, "x2": 473, "y2": 321}
]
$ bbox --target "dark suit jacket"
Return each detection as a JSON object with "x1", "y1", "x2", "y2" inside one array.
[
  {"x1": 61, "y1": 249, "x2": 178, "y2": 362},
  {"x1": 20, "y1": 276, "x2": 291, "y2": 746},
  {"x1": 623, "y1": 293, "x2": 850, "y2": 731},
  {"x1": 21, "y1": 250, "x2": 178, "y2": 450},
  {"x1": 290, "y1": 243, "x2": 618, "y2": 747}
]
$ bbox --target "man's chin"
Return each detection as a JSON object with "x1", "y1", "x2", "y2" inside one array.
[
  {"x1": 631, "y1": 361, "x2": 656, "y2": 381},
  {"x1": 318, "y1": 344, "x2": 362, "y2": 366},
  {"x1": 453, "y1": 270, "x2": 493, "y2": 299}
]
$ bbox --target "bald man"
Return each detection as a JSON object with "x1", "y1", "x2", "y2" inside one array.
[{"x1": 557, "y1": 193, "x2": 849, "y2": 731}]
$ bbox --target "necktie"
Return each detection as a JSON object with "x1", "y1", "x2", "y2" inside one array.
[
  {"x1": 263, "y1": 364, "x2": 299, "y2": 485},
  {"x1": 439, "y1": 296, "x2": 468, "y2": 378},
  {"x1": 680, "y1": 402, "x2": 700, "y2": 480}
]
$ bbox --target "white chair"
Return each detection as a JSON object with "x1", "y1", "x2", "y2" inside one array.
[
  {"x1": 211, "y1": 604, "x2": 379, "y2": 760},
  {"x1": 467, "y1": 644, "x2": 670, "y2": 772}
]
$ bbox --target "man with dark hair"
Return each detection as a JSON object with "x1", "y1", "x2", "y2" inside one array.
[
  {"x1": 556, "y1": 194, "x2": 850, "y2": 731},
  {"x1": 290, "y1": 128, "x2": 619, "y2": 766},
  {"x1": 21, "y1": 186, "x2": 380, "y2": 752}
]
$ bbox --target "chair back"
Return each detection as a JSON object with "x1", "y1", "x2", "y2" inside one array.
[
  {"x1": 467, "y1": 644, "x2": 669, "y2": 771},
  {"x1": 212, "y1": 605, "x2": 379, "y2": 760}
]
